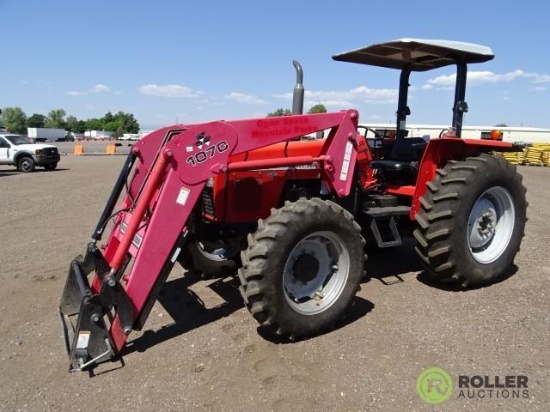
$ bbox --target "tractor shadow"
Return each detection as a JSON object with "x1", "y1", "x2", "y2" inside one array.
[
  {"x1": 123, "y1": 273, "x2": 244, "y2": 356},
  {"x1": 364, "y1": 238, "x2": 423, "y2": 285},
  {"x1": 125, "y1": 236, "x2": 516, "y2": 355},
  {"x1": 367, "y1": 238, "x2": 518, "y2": 291},
  {"x1": 124, "y1": 268, "x2": 375, "y2": 352},
  {"x1": 416, "y1": 263, "x2": 519, "y2": 291}
]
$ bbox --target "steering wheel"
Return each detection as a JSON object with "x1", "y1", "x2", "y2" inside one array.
[{"x1": 364, "y1": 127, "x2": 386, "y2": 149}]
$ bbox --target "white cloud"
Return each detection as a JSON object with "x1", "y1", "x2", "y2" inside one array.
[
  {"x1": 138, "y1": 84, "x2": 202, "y2": 98},
  {"x1": 65, "y1": 83, "x2": 111, "y2": 96},
  {"x1": 348, "y1": 86, "x2": 398, "y2": 103},
  {"x1": 470, "y1": 70, "x2": 526, "y2": 84},
  {"x1": 425, "y1": 69, "x2": 550, "y2": 88},
  {"x1": 305, "y1": 99, "x2": 352, "y2": 108},
  {"x1": 225, "y1": 92, "x2": 267, "y2": 104},
  {"x1": 274, "y1": 86, "x2": 398, "y2": 107},
  {"x1": 531, "y1": 86, "x2": 547, "y2": 92},
  {"x1": 524, "y1": 73, "x2": 550, "y2": 83},
  {"x1": 425, "y1": 73, "x2": 455, "y2": 88},
  {"x1": 90, "y1": 84, "x2": 111, "y2": 93},
  {"x1": 308, "y1": 90, "x2": 354, "y2": 102}
]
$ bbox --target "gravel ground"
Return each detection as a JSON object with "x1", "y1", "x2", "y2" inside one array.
[{"x1": 0, "y1": 152, "x2": 548, "y2": 412}]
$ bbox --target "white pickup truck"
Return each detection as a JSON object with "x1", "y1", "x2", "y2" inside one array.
[{"x1": 0, "y1": 133, "x2": 60, "y2": 172}]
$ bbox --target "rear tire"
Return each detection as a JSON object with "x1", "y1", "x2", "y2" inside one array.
[
  {"x1": 239, "y1": 198, "x2": 365, "y2": 339},
  {"x1": 17, "y1": 156, "x2": 35, "y2": 173},
  {"x1": 414, "y1": 153, "x2": 527, "y2": 288}
]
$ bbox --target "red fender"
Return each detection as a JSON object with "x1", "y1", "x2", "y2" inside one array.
[{"x1": 411, "y1": 138, "x2": 523, "y2": 218}]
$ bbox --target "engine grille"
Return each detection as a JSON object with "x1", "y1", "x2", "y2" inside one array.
[
  {"x1": 200, "y1": 187, "x2": 216, "y2": 217},
  {"x1": 43, "y1": 147, "x2": 58, "y2": 156}
]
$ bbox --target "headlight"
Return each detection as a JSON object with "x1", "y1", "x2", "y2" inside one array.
[{"x1": 35, "y1": 149, "x2": 43, "y2": 155}]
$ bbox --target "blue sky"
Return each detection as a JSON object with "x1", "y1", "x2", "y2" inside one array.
[{"x1": 2, "y1": 0, "x2": 549, "y2": 131}]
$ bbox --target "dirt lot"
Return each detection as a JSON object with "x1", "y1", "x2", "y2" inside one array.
[{"x1": 0, "y1": 153, "x2": 548, "y2": 412}]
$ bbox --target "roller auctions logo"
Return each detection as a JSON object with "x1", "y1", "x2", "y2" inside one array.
[{"x1": 416, "y1": 367, "x2": 531, "y2": 404}]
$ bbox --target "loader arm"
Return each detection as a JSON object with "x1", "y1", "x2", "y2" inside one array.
[{"x1": 59, "y1": 110, "x2": 360, "y2": 370}]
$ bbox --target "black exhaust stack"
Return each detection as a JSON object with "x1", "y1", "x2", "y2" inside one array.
[{"x1": 292, "y1": 60, "x2": 304, "y2": 115}]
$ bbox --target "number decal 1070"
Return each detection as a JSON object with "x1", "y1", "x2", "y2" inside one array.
[{"x1": 186, "y1": 141, "x2": 229, "y2": 166}]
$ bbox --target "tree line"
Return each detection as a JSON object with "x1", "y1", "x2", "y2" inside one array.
[
  {"x1": 267, "y1": 104, "x2": 327, "y2": 117},
  {"x1": 0, "y1": 107, "x2": 140, "y2": 136},
  {"x1": 1, "y1": 104, "x2": 326, "y2": 135}
]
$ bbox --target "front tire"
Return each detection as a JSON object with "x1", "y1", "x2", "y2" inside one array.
[
  {"x1": 239, "y1": 198, "x2": 365, "y2": 339},
  {"x1": 414, "y1": 153, "x2": 527, "y2": 288},
  {"x1": 179, "y1": 238, "x2": 239, "y2": 279},
  {"x1": 17, "y1": 156, "x2": 35, "y2": 173},
  {"x1": 44, "y1": 163, "x2": 57, "y2": 171}
]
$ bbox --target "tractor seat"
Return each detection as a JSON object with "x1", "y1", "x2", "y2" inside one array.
[{"x1": 371, "y1": 138, "x2": 428, "y2": 171}]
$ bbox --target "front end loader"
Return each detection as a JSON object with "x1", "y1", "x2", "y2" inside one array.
[{"x1": 59, "y1": 111, "x2": 363, "y2": 370}]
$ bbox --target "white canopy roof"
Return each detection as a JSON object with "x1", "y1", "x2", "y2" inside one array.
[{"x1": 333, "y1": 38, "x2": 494, "y2": 71}]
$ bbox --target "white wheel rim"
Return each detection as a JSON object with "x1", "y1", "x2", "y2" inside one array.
[
  {"x1": 282, "y1": 231, "x2": 350, "y2": 315},
  {"x1": 197, "y1": 241, "x2": 226, "y2": 262},
  {"x1": 21, "y1": 159, "x2": 32, "y2": 171},
  {"x1": 467, "y1": 186, "x2": 515, "y2": 264}
]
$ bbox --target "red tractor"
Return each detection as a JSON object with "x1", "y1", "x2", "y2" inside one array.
[{"x1": 60, "y1": 38, "x2": 527, "y2": 371}]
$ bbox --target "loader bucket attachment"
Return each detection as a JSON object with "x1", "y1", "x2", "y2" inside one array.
[{"x1": 59, "y1": 245, "x2": 133, "y2": 371}]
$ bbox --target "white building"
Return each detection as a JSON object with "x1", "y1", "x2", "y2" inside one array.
[{"x1": 361, "y1": 124, "x2": 550, "y2": 145}]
